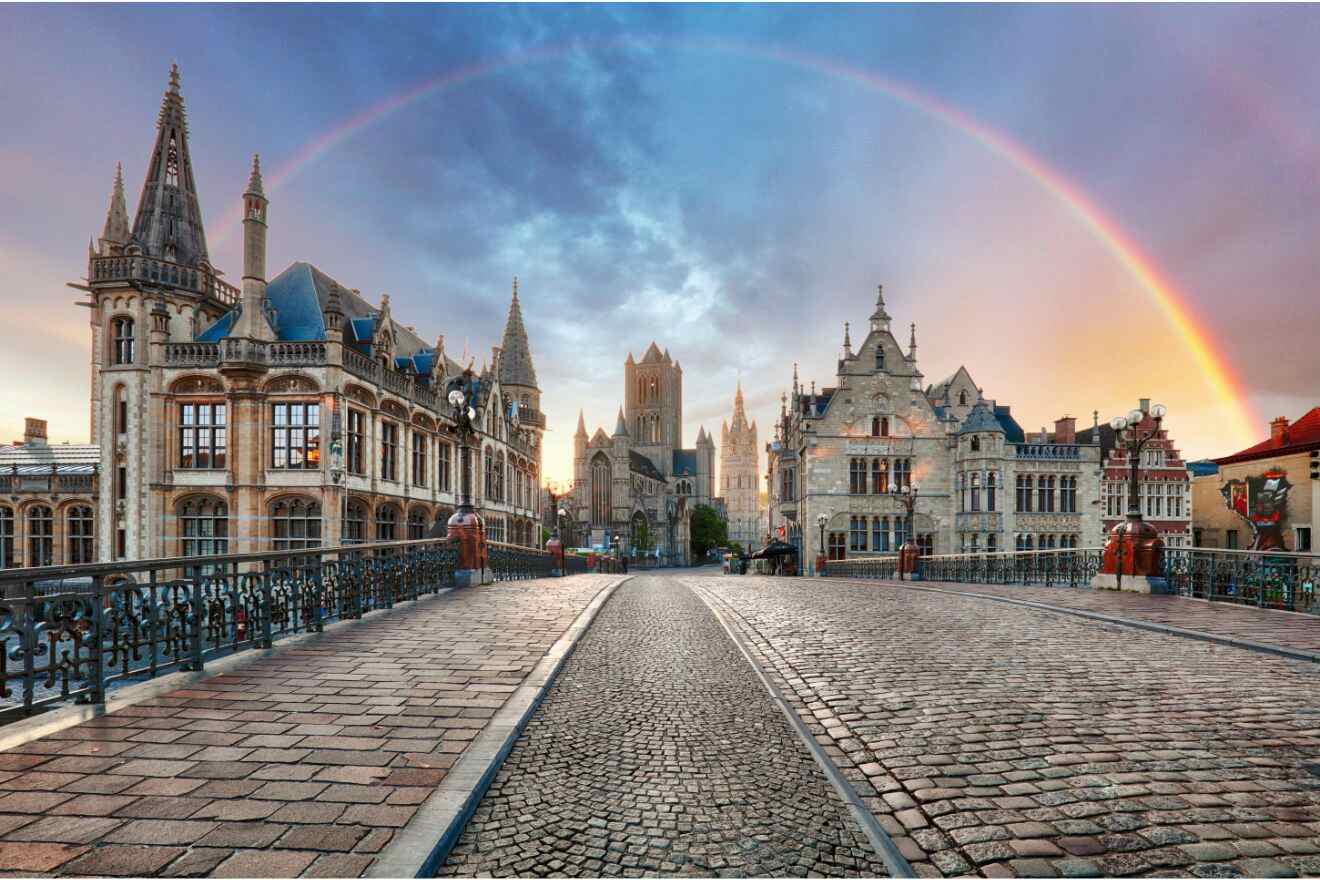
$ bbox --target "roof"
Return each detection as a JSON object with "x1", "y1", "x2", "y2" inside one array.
[
  {"x1": 1074, "y1": 423, "x2": 1117, "y2": 460},
  {"x1": 1213, "y1": 407, "x2": 1320, "y2": 466},
  {"x1": 629, "y1": 450, "x2": 664, "y2": 481},
  {"x1": 0, "y1": 443, "x2": 99, "y2": 475},
  {"x1": 497, "y1": 283, "x2": 538, "y2": 389},
  {"x1": 1186, "y1": 459, "x2": 1220, "y2": 477},
  {"x1": 992, "y1": 406, "x2": 1026, "y2": 443},
  {"x1": 959, "y1": 403, "x2": 1004, "y2": 435},
  {"x1": 672, "y1": 449, "x2": 698, "y2": 476}
]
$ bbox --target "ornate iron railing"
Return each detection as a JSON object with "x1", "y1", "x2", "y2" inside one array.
[
  {"x1": 0, "y1": 536, "x2": 581, "y2": 721},
  {"x1": 825, "y1": 556, "x2": 901, "y2": 580},
  {"x1": 1164, "y1": 547, "x2": 1318, "y2": 613},
  {"x1": 824, "y1": 549, "x2": 1103, "y2": 588}
]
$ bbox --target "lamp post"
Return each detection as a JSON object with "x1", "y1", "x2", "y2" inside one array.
[
  {"x1": 1111, "y1": 403, "x2": 1166, "y2": 524},
  {"x1": 1098, "y1": 403, "x2": 1168, "y2": 590},
  {"x1": 443, "y1": 368, "x2": 489, "y2": 587},
  {"x1": 891, "y1": 482, "x2": 920, "y2": 581},
  {"x1": 816, "y1": 512, "x2": 829, "y2": 576}
]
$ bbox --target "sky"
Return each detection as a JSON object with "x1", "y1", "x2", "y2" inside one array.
[{"x1": 2, "y1": 4, "x2": 1318, "y2": 487}]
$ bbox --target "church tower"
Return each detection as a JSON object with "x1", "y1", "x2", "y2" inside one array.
[
  {"x1": 623, "y1": 342, "x2": 683, "y2": 476},
  {"x1": 720, "y1": 381, "x2": 762, "y2": 548}
]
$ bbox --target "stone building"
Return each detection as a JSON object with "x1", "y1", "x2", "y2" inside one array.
[
  {"x1": 1192, "y1": 407, "x2": 1319, "y2": 552},
  {"x1": 74, "y1": 66, "x2": 545, "y2": 565},
  {"x1": 569, "y1": 343, "x2": 716, "y2": 561},
  {"x1": 0, "y1": 419, "x2": 99, "y2": 569},
  {"x1": 765, "y1": 286, "x2": 1103, "y2": 571},
  {"x1": 720, "y1": 382, "x2": 763, "y2": 550}
]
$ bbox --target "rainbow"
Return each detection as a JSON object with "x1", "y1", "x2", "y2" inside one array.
[{"x1": 212, "y1": 34, "x2": 1258, "y2": 444}]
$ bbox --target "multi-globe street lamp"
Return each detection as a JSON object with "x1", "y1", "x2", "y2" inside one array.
[
  {"x1": 816, "y1": 512, "x2": 829, "y2": 575},
  {"x1": 890, "y1": 482, "x2": 919, "y2": 580},
  {"x1": 1109, "y1": 403, "x2": 1167, "y2": 525},
  {"x1": 1100, "y1": 403, "x2": 1168, "y2": 588}
]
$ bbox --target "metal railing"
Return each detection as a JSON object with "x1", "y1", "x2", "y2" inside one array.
[
  {"x1": 824, "y1": 548, "x2": 1103, "y2": 588},
  {"x1": 0, "y1": 536, "x2": 566, "y2": 721}
]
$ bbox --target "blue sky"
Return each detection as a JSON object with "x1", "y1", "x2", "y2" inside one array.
[{"x1": 2, "y1": 4, "x2": 1318, "y2": 481}]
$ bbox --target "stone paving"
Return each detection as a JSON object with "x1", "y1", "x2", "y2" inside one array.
[
  {"x1": 693, "y1": 574, "x2": 1320, "y2": 878},
  {"x1": 0, "y1": 574, "x2": 620, "y2": 878},
  {"x1": 888, "y1": 579, "x2": 1320, "y2": 658},
  {"x1": 441, "y1": 574, "x2": 890, "y2": 878}
]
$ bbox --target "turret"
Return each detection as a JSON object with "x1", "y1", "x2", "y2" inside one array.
[
  {"x1": 842, "y1": 322, "x2": 852, "y2": 358},
  {"x1": 98, "y1": 163, "x2": 130, "y2": 254},
  {"x1": 227, "y1": 155, "x2": 275, "y2": 341},
  {"x1": 869, "y1": 284, "x2": 891, "y2": 333},
  {"x1": 498, "y1": 276, "x2": 540, "y2": 412}
]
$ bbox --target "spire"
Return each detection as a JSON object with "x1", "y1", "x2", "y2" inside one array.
[
  {"x1": 792, "y1": 362, "x2": 799, "y2": 396},
  {"x1": 575, "y1": 409, "x2": 588, "y2": 438},
  {"x1": 842, "y1": 322, "x2": 852, "y2": 357},
  {"x1": 908, "y1": 322, "x2": 917, "y2": 360},
  {"x1": 870, "y1": 283, "x2": 891, "y2": 332},
  {"x1": 498, "y1": 275, "x2": 538, "y2": 390},
  {"x1": 731, "y1": 379, "x2": 750, "y2": 432},
  {"x1": 246, "y1": 153, "x2": 264, "y2": 197},
  {"x1": 130, "y1": 64, "x2": 209, "y2": 268},
  {"x1": 228, "y1": 156, "x2": 274, "y2": 342},
  {"x1": 613, "y1": 407, "x2": 629, "y2": 437},
  {"x1": 100, "y1": 163, "x2": 130, "y2": 250}
]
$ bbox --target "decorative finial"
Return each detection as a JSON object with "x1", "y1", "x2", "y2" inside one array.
[
  {"x1": 843, "y1": 321, "x2": 852, "y2": 349},
  {"x1": 168, "y1": 62, "x2": 181, "y2": 95},
  {"x1": 246, "y1": 154, "x2": 264, "y2": 196},
  {"x1": 512, "y1": 276, "x2": 519, "y2": 300},
  {"x1": 908, "y1": 322, "x2": 917, "y2": 358},
  {"x1": 877, "y1": 283, "x2": 885, "y2": 307}
]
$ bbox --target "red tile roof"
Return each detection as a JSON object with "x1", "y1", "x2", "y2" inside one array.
[{"x1": 1214, "y1": 407, "x2": 1320, "y2": 466}]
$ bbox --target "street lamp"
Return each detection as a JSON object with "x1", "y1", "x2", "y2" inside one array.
[
  {"x1": 443, "y1": 368, "x2": 487, "y2": 587},
  {"x1": 890, "y1": 482, "x2": 920, "y2": 581},
  {"x1": 1110, "y1": 403, "x2": 1166, "y2": 524},
  {"x1": 816, "y1": 512, "x2": 829, "y2": 576},
  {"x1": 1102, "y1": 403, "x2": 1168, "y2": 588}
]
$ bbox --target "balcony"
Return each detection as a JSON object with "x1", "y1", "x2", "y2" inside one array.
[
  {"x1": 1015, "y1": 443, "x2": 1083, "y2": 461},
  {"x1": 165, "y1": 342, "x2": 220, "y2": 367},
  {"x1": 89, "y1": 255, "x2": 238, "y2": 307}
]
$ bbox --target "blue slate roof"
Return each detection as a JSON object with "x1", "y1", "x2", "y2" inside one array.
[
  {"x1": 993, "y1": 405, "x2": 1026, "y2": 443},
  {"x1": 196, "y1": 309, "x2": 237, "y2": 342},
  {"x1": 959, "y1": 404, "x2": 1004, "y2": 435},
  {"x1": 1186, "y1": 459, "x2": 1219, "y2": 477},
  {"x1": 629, "y1": 450, "x2": 665, "y2": 482},
  {"x1": 349, "y1": 317, "x2": 375, "y2": 343},
  {"x1": 198, "y1": 263, "x2": 328, "y2": 342},
  {"x1": 672, "y1": 450, "x2": 698, "y2": 476}
]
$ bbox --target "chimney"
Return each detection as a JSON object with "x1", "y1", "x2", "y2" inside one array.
[
  {"x1": 1271, "y1": 416, "x2": 1289, "y2": 446},
  {"x1": 23, "y1": 417, "x2": 48, "y2": 447},
  {"x1": 1139, "y1": 398, "x2": 1150, "y2": 414},
  {"x1": 1054, "y1": 415, "x2": 1076, "y2": 444}
]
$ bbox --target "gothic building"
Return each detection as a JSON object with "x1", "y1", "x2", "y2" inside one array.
[
  {"x1": 72, "y1": 66, "x2": 545, "y2": 566},
  {"x1": 569, "y1": 343, "x2": 716, "y2": 562},
  {"x1": 720, "y1": 382, "x2": 763, "y2": 549},
  {"x1": 766, "y1": 286, "x2": 1103, "y2": 571}
]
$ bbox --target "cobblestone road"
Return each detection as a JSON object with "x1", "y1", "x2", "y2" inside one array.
[
  {"x1": 0, "y1": 575, "x2": 620, "y2": 878},
  {"x1": 693, "y1": 575, "x2": 1320, "y2": 879},
  {"x1": 441, "y1": 575, "x2": 890, "y2": 878}
]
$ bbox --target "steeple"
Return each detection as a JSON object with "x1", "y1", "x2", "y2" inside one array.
[
  {"x1": 908, "y1": 322, "x2": 917, "y2": 361},
  {"x1": 130, "y1": 64, "x2": 209, "y2": 268},
  {"x1": 731, "y1": 379, "x2": 751, "y2": 432},
  {"x1": 498, "y1": 276, "x2": 539, "y2": 390},
  {"x1": 575, "y1": 409, "x2": 588, "y2": 438},
  {"x1": 613, "y1": 407, "x2": 630, "y2": 438},
  {"x1": 228, "y1": 154, "x2": 274, "y2": 341},
  {"x1": 842, "y1": 322, "x2": 852, "y2": 358},
  {"x1": 870, "y1": 284, "x2": 891, "y2": 333},
  {"x1": 99, "y1": 163, "x2": 130, "y2": 252}
]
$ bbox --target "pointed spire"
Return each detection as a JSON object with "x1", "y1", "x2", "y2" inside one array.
[
  {"x1": 246, "y1": 153, "x2": 264, "y2": 197},
  {"x1": 792, "y1": 362, "x2": 799, "y2": 396},
  {"x1": 99, "y1": 162, "x2": 131, "y2": 249},
  {"x1": 613, "y1": 407, "x2": 629, "y2": 437},
  {"x1": 498, "y1": 275, "x2": 538, "y2": 390},
  {"x1": 228, "y1": 157, "x2": 274, "y2": 342},
  {"x1": 130, "y1": 64, "x2": 209, "y2": 268},
  {"x1": 908, "y1": 322, "x2": 917, "y2": 360},
  {"x1": 575, "y1": 409, "x2": 588, "y2": 438},
  {"x1": 842, "y1": 321, "x2": 852, "y2": 357},
  {"x1": 870, "y1": 283, "x2": 891, "y2": 332},
  {"x1": 730, "y1": 378, "x2": 750, "y2": 432}
]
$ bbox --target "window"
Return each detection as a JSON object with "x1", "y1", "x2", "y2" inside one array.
[
  {"x1": 970, "y1": 534, "x2": 980, "y2": 553},
  {"x1": 894, "y1": 515, "x2": 910, "y2": 548},
  {"x1": 970, "y1": 436, "x2": 981, "y2": 452},
  {"x1": 894, "y1": 458, "x2": 911, "y2": 490},
  {"x1": 272, "y1": 403, "x2": 320, "y2": 470},
  {"x1": 1016, "y1": 475, "x2": 1033, "y2": 512},
  {"x1": 1297, "y1": 527, "x2": 1312, "y2": 553},
  {"x1": 484, "y1": 447, "x2": 495, "y2": 500},
  {"x1": 1060, "y1": 476, "x2": 1077, "y2": 513},
  {"x1": 26, "y1": 506, "x2": 53, "y2": 567},
  {"x1": 438, "y1": 442, "x2": 452, "y2": 492},
  {"x1": 408, "y1": 509, "x2": 427, "y2": 541},
  {"x1": 66, "y1": 506, "x2": 95, "y2": 564},
  {"x1": 1168, "y1": 483, "x2": 1184, "y2": 518},
  {"x1": 116, "y1": 464, "x2": 127, "y2": 502},
  {"x1": 987, "y1": 533, "x2": 997, "y2": 553},
  {"x1": 271, "y1": 498, "x2": 321, "y2": 551},
  {"x1": 1038, "y1": 476, "x2": 1055, "y2": 513},
  {"x1": 1226, "y1": 530, "x2": 1239, "y2": 550},
  {"x1": 591, "y1": 454, "x2": 611, "y2": 526},
  {"x1": 411, "y1": 432, "x2": 427, "y2": 487},
  {"x1": 875, "y1": 349, "x2": 885, "y2": 371},
  {"x1": 958, "y1": 390, "x2": 967, "y2": 406},
  {"x1": 1105, "y1": 481, "x2": 1125, "y2": 517},
  {"x1": 179, "y1": 497, "x2": 227, "y2": 558},
  {"x1": 958, "y1": 473, "x2": 966, "y2": 513},
  {"x1": 0, "y1": 507, "x2": 13, "y2": 568},
  {"x1": 849, "y1": 458, "x2": 867, "y2": 494},
  {"x1": 827, "y1": 532, "x2": 846, "y2": 561},
  {"x1": 872, "y1": 516, "x2": 889, "y2": 553},
  {"x1": 496, "y1": 451, "x2": 506, "y2": 502},
  {"x1": 872, "y1": 459, "x2": 888, "y2": 494},
  {"x1": 347, "y1": 409, "x2": 366, "y2": 475},
  {"x1": 380, "y1": 421, "x2": 399, "y2": 481},
  {"x1": 849, "y1": 516, "x2": 867, "y2": 552},
  {"x1": 112, "y1": 317, "x2": 134, "y2": 365},
  {"x1": 970, "y1": 472, "x2": 982, "y2": 512},
  {"x1": 917, "y1": 534, "x2": 933, "y2": 556},
  {"x1": 179, "y1": 403, "x2": 226, "y2": 469},
  {"x1": 375, "y1": 506, "x2": 398, "y2": 542},
  {"x1": 114, "y1": 385, "x2": 128, "y2": 435},
  {"x1": 343, "y1": 500, "x2": 367, "y2": 544},
  {"x1": 871, "y1": 416, "x2": 889, "y2": 438},
  {"x1": 987, "y1": 471, "x2": 997, "y2": 512}
]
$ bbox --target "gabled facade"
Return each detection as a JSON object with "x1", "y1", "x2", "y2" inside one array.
[{"x1": 76, "y1": 67, "x2": 545, "y2": 564}]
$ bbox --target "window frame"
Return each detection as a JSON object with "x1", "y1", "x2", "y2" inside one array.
[{"x1": 271, "y1": 402, "x2": 321, "y2": 471}]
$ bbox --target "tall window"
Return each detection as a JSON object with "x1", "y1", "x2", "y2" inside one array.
[
  {"x1": 272, "y1": 403, "x2": 320, "y2": 469},
  {"x1": 1038, "y1": 476, "x2": 1055, "y2": 513},
  {"x1": 987, "y1": 533, "x2": 997, "y2": 553},
  {"x1": 849, "y1": 458, "x2": 866, "y2": 494},
  {"x1": 114, "y1": 385, "x2": 128, "y2": 435},
  {"x1": 343, "y1": 500, "x2": 367, "y2": 544},
  {"x1": 0, "y1": 507, "x2": 12, "y2": 568},
  {"x1": 1168, "y1": 483, "x2": 1183, "y2": 518},
  {"x1": 958, "y1": 473, "x2": 966, "y2": 513},
  {"x1": 893, "y1": 458, "x2": 911, "y2": 490},
  {"x1": 872, "y1": 459, "x2": 888, "y2": 494},
  {"x1": 271, "y1": 498, "x2": 321, "y2": 550},
  {"x1": 66, "y1": 506, "x2": 95, "y2": 564},
  {"x1": 986, "y1": 471, "x2": 997, "y2": 512},
  {"x1": 496, "y1": 451, "x2": 506, "y2": 502},
  {"x1": 970, "y1": 472, "x2": 982, "y2": 512},
  {"x1": 827, "y1": 532, "x2": 846, "y2": 561},
  {"x1": 411, "y1": 432, "x2": 428, "y2": 487},
  {"x1": 112, "y1": 317, "x2": 135, "y2": 365},
  {"x1": 380, "y1": 421, "x2": 399, "y2": 481},
  {"x1": 484, "y1": 447, "x2": 495, "y2": 500},
  {"x1": 872, "y1": 516, "x2": 890, "y2": 553},
  {"x1": 27, "y1": 506, "x2": 53, "y2": 567},
  {"x1": 871, "y1": 416, "x2": 889, "y2": 437},
  {"x1": 179, "y1": 403, "x2": 226, "y2": 469},
  {"x1": 407, "y1": 509, "x2": 426, "y2": 540},
  {"x1": 894, "y1": 514, "x2": 910, "y2": 548},
  {"x1": 849, "y1": 515, "x2": 867, "y2": 552},
  {"x1": 591, "y1": 454, "x2": 611, "y2": 526},
  {"x1": 376, "y1": 505, "x2": 398, "y2": 542},
  {"x1": 1060, "y1": 476, "x2": 1077, "y2": 513},
  {"x1": 875, "y1": 349, "x2": 885, "y2": 371},
  {"x1": 180, "y1": 497, "x2": 228, "y2": 558},
  {"x1": 1023, "y1": 534, "x2": 1034, "y2": 550},
  {"x1": 1016, "y1": 475, "x2": 1033, "y2": 512},
  {"x1": 438, "y1": 442, "x2": 452, "y2": 492},
  {"x1": 970, "y1": 436, "x2": 981, "y2": 452},
  {"x1": 347, "y1": 409, "x2": 366, "y2": 475}
]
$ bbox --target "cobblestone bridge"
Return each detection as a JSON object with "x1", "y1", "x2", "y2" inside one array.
[{"x1": 1, "y1": 570, "x2": 1318, "y2": 878}]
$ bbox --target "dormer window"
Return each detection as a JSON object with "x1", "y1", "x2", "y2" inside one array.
[
  {"x1": 970, "y1": 436, "x2": 981, "y2": 452},
  {"x1": 959, "y1": 391, "x2": 968, "y2": 406},
  {"x1": 875, "y1": 348, "x2": 885, "y2": 371}
]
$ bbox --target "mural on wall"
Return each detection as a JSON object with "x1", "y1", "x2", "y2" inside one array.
[{"x1": 1220, "y1": 468, "x2": 1293, "y2": 551}]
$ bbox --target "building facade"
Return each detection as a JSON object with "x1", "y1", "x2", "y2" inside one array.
[
  {"x1": 75, "y1": 66, "x2": 545, "y2": 567},
  {"x1": 1192, "y1": 408, "x2": 1319, "y2": 552},
  {"x1": 0, "y1": 419, "x2": 99, "y2": 569},
  {"x1": 765, "y1": 286, "x2": 1104, "y2": 571},
  {"x1": 720, "y1": 382, "x2": 763, "y2": 550},
  {"x1": 1087, "y1": 400, "x2": 1193, "y2": 549},
  {"x1": 569, "y1": 343, "x2": 716, "y2": 561}
]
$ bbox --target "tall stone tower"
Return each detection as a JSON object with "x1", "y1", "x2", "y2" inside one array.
[
  {"x1": 720, "y1": 381, "x2": 762, "y2": 548},
  {"x1": 623, "y1": 342, "x2": 683, "y2": 476},
  {"x1": 497, "y1": 277, "x2": 540, "y2": 413}
]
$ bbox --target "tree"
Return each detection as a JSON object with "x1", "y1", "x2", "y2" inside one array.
[
  {"x1": 689, "y1": 504, "x2": 729, "y2": 561},
  {"x1": 729, "y1": 541, "x2": 744, "y2": 558}
]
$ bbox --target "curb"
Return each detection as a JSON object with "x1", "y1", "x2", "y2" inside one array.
[
  {"x1": 690, "y1": 582, "x2": 916, "y2": 879},
  {"x1": 368, "y1": 574, "x2": 632, "y2": 878},
  {"x1": 857, "y1": 579, "x2": 1320, "y2": 665}
]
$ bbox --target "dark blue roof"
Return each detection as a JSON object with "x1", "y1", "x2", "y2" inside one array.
[
  {"x1": 993, "y1": 405, "x2": 1026, "y2": 443},
  {"x1": 349, "y1": 317, "x2": 375, "y2": 343},
  {"x1": 959, "y1": 404, "x2": 1004, "y2": 435},
  {"x1": 630, "y1": 450, "x2": 664, "y2": 482},
  {"x1": 672, "y1": 449, "x2": 698, "y2": 476},
  {"x1": 196, "y1": 309, "x2": 236, "y2": 342},
  {"x1": 196, "y1": 263, "x2": 328, "y2": 342},
  {"x1": 1186, "y1": 459, "x2": 1219, "y2": 477},
  {"x1": 412, "y1": 351, "x2": 437, "y2": 377}
]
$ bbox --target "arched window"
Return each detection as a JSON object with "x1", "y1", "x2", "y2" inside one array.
[
  {"x1": 876, "y1": 348, "x2": 885, "y2": 371},
  {"x1": 0, "y1": 506, "x2": 13, "y2": 569},
  {"x1": 376, "y1": 505, "x2": 399, "y2": 542},
  {"x1": 180, "y1": 497, "x2": 227, "y2": 558},
  {"x1": 970, "y1": 436, "x2": 980, "y2": 452},
  {"x1": 112, "y1": 317, "x2": 135, "y2": 365},
  {"x1": 27, "y1": 505, "x2": 54, "y2": 567},
  {"x1": 483, "y1": 447, "x2": 494, "y2": 500},
  {"x1": 591, "y1": 453, "x2": 611, "y2": 526},
  {"x1": 986, "y1": 471, "x2": 997, "y2": 512},
  {"x1": 958, "y1": 390, "x2": 967, "y2": 406},
  {"x1": 343, "y1": 499, "x2": 367, "y2": 544},
  {"x1": 66, "y1": 505, "x2": 95, "y2": 564},
  {"x1": 407, "y1": 508, "x2": 426, "y2": 541},
  {"x1": 271, "y1": 498, "x2": 321, "y2": 551},
  {"x1": 496, "y1": 451, "x2": 506, "y2": 502}
]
